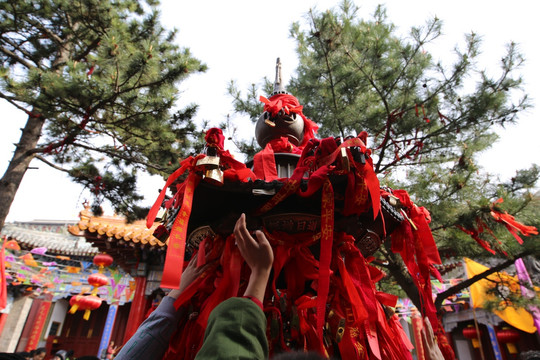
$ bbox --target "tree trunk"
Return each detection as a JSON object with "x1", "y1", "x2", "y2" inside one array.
[
  {"x1": 0, "y1": 25, "x2": 71, "y2": 232},
  {"x1": 0, "y1": 113, "x2": 45, "y2": 231},
  {"x1": 384, "y1": 246, "x2": 423, "y2": 309}
]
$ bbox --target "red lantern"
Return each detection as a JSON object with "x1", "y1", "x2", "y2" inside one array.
[
  {"x1": 497, "y1": 327, "x2": 520, "y2": 354},
  {"x1": 93, "y1": 253, "x2": 114, "y2": 269},
  {"x1": 88, "y1": 272, "x2": 109, "y2": 288},
  {"x1": 69, "y1": 294, "x2": 103, "y2": 320},
  {"x1": 80, "y1": 295, "x2": 103, "y2": 320},
  {"x1": 84, "y1": 295, "x2": 103, "y2": 309},
  {"x1": 81, "y1": 295, "x2": 103, "y2": 320},
  {"x1": 463, "y1": 324, "x2": 482, "y2": 348},
  {"x1": 496, "y1": 327, "x2": 520, "y2": 343},
  {"x1": 88, "y1": 271, "x2": 109, "y2": 296},
  {"x1": 69, "y1": 294, "x2": 89, "y2": 315}
]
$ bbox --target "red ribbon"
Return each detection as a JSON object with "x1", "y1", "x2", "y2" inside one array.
[
  {"x1": 316, "y1": 137, "x2": 380, "y2": 219},
  {"x1": 259, "y1": 94, "x2": 319, "y2": 146},
  {"x1": 388, "y1": 189, "x2": 453, "y2": 358},
  {"x1": 253, "y1": 142, "x2": 279, "y2": 181},
  {"x1": 146, "y1": 156, "x2": 201, "y2": 228},
  {"x1": 490, "y1": 198, "x2": 538, "y2": 243},
  {"x1": 316, "y1": 179, "x2": 334, "y2": 342},
  {"x1": 336, "y1": 256, "x2": 368, "y2": 323},
  {"x1": 160, "y1": 172, "x2": 199, "y2": 289},
  {"x1": 204, "y1": 127, "x2": 225, "y2": 149},
  {"x1": 196, "y1": 235, "x2": 243, "y2": 327}
]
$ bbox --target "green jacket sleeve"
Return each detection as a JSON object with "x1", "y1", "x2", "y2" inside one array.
[{"x1": 195, "y1": 297, "x2": 268, "y2": 360}]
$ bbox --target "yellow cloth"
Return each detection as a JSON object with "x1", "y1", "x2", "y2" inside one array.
[{"x1": 464, "y1": 257, "x2": 537, "y2": 333}]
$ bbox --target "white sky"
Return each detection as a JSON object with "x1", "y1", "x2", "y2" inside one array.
[{"x1": 1, "y1": 0, "x2": 539, "y2": 222}]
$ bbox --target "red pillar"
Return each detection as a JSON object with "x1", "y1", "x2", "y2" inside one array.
[{"x1": 122, "y1": 276, "x2": 148, "y2": 344}]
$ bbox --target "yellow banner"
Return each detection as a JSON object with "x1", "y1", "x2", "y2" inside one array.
[{"x1": 464, "y1": 257, "x2": 536, "y2": 333}]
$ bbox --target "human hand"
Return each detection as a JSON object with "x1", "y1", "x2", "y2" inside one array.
[
  {"x1": 168, "y1": 256, "x2": 209, "y2": 299},
  {"x1": 234, "y1": 213, "x2": 274, "y2": 274},
  {"x1": 234, "y1": 213, "x2": 274, "y2": 302},
  {"x1": 421, "y1": 317, "x2": 444, "y2": 360}
]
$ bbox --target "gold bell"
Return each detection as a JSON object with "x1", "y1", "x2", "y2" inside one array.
[
  {"x1": 196, "y1": 155, "x2": 220, "y2": 168},
  {"x1": 204, "y1": 168, "x2": 224, "y2": 185}
]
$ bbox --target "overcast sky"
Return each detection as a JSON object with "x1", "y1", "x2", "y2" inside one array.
[{"x1": 1, "y1": 0, "x2": 538, "y2": 222}]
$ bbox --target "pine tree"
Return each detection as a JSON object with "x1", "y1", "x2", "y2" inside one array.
[
  {"x1": 229, "y1": 1, "x2": 539, "y2": 309},
  {"x1": 0, "y1": 0, "x2": 207, "y2": 228}
]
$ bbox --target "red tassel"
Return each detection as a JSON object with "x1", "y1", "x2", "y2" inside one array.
[{"x1": 490, "y1": 199, "x2": 538, "y2": 244}]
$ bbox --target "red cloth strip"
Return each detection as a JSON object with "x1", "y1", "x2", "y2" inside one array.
[
  {"x1": 253, "y1": 142, "x2": 279, "y2": 181},
  {"x1": 316, "y1": 179, "x2": 334, "y2": 342},
  {"x1": 146, "y1": 156, "x2": 195, "y2": 228},
  {"x1": 161, "y1": 172, "x2": 199, "y2": 289}
]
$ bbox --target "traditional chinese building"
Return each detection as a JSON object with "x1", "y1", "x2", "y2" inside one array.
[
  {"x1": 67, "y1": 203, "x2": 166, "y2": 346},
  {"x1": 0, "y1": 216, "x2": 137, "y2": 358}
]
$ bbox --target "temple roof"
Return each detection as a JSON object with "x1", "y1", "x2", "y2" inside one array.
[
  {"x1": 67, "y1": 204, "x2": 165, "y2": 247},
  {"x1": 1, "y1": 220, "x2": 99, "y2": 256},
  {"x1": 67, "y1": 204, "x2": 166, "y2": 270}
]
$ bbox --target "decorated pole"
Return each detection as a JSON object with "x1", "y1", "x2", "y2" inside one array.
[
  {"x1": 97, "y1": 302, "x2": 119, "y2": 358},
  {"x1": 144, "y1": 59, "x2": 456, "y2": 360},
  {"x1": 485, "y1": 323, "x2": 503, "y2": 360}
]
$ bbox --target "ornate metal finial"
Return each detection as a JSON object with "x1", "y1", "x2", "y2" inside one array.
[
  {"x1": 272, "y1": 57, "x2": 287, "y2": 96},
  {"x1": 255, "y1": 58, "x2": 305, "y2": 147}
]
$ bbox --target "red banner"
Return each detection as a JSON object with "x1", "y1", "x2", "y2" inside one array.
[
  {"x1": 25, "y1": 300, "x2": 52, "y2": 351},
  {"x1": 160, "y1": 172, "x2": 198, "y2": 289}
]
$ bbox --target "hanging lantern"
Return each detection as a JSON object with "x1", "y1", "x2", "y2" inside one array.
[
  {"x1": 463, "y1": 324, "x2": 482, "y2": 348},
  {"x1": 93, "y1": 253, "x2": 114, "y2": 270},
  {"x1": 68, "y1": 294, "x2": 103, "y2": 320},
  {"x1": 88, "y1": 272, "x2": 109, "y2": 294},
  {"x1": 81, "y1": 295, "x2": 103, "y2": 320},
  {"x1": 82, "y1": 271, "x2": 109, "y2": 321},
  {"x1": 69, "y1": 295, "x2": 86, "y2": 314},
  {"x1": 496, "y1": 327, "x2": 520, "y2": 354},
  {"x1": 88, "y1": 272, "x2": 109, "y2": 287}
]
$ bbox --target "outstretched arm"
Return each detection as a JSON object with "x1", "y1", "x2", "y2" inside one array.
[
  {"x1": 168, "y1": 256, "x2": 207, "y2": 299},
  {"x1": 115, "y1": 257, "x2": 209, "y2": 360},
  {"x1": 195, "y1": 214, "x2": 274, "y2": 360}
]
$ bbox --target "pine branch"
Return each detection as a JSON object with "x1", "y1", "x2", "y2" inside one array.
[
  {"x1": 308, "y1": 10, "x2": 345, "y2": 138},
  {"x1": 385, "y1": 19, "x2": 441, "y2": 97},
  {"x1": 25, "y1": 14, "x2": 64, "y2": 45},
  {"x1": 69, "y1": 142, "x2": 165, "y2": 172},
  {"x1": 34, "y1": 155, "x2": 70, "y2": 173},
  {"x1": 0, "y1": 91, "x2": 34, "y2": 114},
  {"x1": 433, "y1": 251, "x2": 531, "y2": 311},
  {"x1": 380, "y1": 245, "x2": 422, "y2": 309},
  {"x1": 0, "y1": 36, "x2": 41, "y2": 68},
  {"x1": 73, "y1": 37, "x2": 101, "y2": 62},
  {"x1": 0, "y1": 44, "x2": 35, "y2": 69}
]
